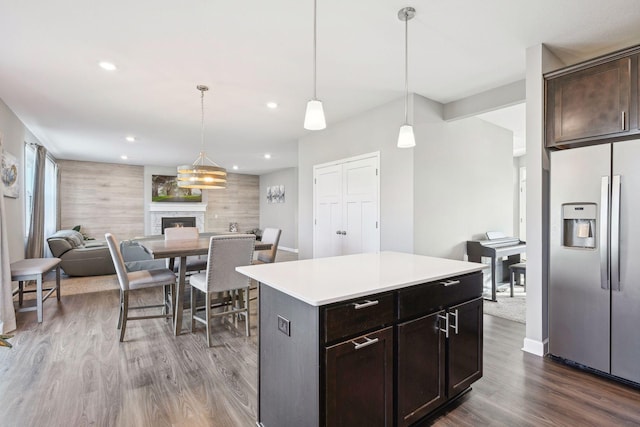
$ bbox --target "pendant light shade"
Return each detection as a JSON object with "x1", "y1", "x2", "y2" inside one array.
[
  {"x1": 304, "y1": 0, "x2": 326, "y2": 130},
  {"x1": 397, "y1": 124, "x2": 416, "y2": 148},
  {"x1": 177, "y1": 85, "x2": 227, "y2": 189},
  {"x1": 397, "y1": 7, "x2": 416, "y2": 148},
  {"x1": 304, "y1": 99, "x2": 326, "y2": 130}
]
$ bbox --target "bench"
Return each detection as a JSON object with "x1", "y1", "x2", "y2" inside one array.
[{"x1": 11, "y1": 258, "x2": 62, "y2": 323}]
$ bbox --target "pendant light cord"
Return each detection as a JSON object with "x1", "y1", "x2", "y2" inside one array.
[
  {"x1": 200, "y1": 88, "x2": 205, "y2": 165},
  {"x1": 313, "y1": 0, "x2": 318, "y2": 100},
  {"x1": 404, "y1": 10, "x2": 409, "y2": 125}
]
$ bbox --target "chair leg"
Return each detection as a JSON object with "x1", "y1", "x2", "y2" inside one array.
[
  {"x1": 510, "y1": 271, "x2": 515, "y2": 298},
  {"x1": 244, "y1": 287, "x2": 250, "y2": 337},
  {"x1": 117, "y1": 290, "x2": 124, "y2": 330},
  {"x1": 120, "y1": 291, "x2": 129, "y2": 342},
  {"x1": 36, "y1": 274, "x2": 44, "y2": 323},
  {"x1": 206, "y1": 292, "x2": 212, "y2": 348},
  {"x1": 18, "y1": 281, "x2": 24, "y2": 306},
  {"x1": 190, "y1": 286, "x2": 196, "y2": 333},
  {"x1": 56, "y1": 266, "x2": 61, "y2": 301}
]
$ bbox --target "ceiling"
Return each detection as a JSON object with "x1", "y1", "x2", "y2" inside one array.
[{"x1": 1, "y1": 1, "x2": 640, "y2": 174}]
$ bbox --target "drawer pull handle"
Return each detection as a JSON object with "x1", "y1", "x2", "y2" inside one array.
[
  {"x1": 437, "y1": 313, "x2": 449, "y2": 338},
  {"x1": 353, "y1": 300, "x2": 379, "y2": 310},
  {"x1": 449, "y1": 309, "x2": 459, "y2": 335},
  {"x1": 352, "y1": 336, "x2": 379, "y2": 350},
  {"x1": 440, "y1": 280, "x2": 461, "y2": 287}
]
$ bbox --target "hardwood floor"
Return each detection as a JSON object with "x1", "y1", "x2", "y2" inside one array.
[{"x1": 2, "y1": 278, "x2": 639, "y2": 426}]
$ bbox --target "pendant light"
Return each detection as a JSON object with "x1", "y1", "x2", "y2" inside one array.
[
  {"x1": 303, "y1": 0, "x2": 326, "y2": 130},
  {"x1": 397, "y1": 7, "x2": 416, "y2": 148},
  {"x1": 177, "y1": 85, "x2": 227, "y2": 189}
]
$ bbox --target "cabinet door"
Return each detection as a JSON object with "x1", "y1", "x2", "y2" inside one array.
[
  {"x1": 447, "y1": 297, "x2": 483, "y2": 397},
  {"x1": 547, "y1": 58, "x2": 631, "y2": 146},
  {"x1": 325, "y1": 327, "x2": 393, "y2": 427},
  {"x1": 397, "y1": 311, "x2": 446, "y2": 427}
]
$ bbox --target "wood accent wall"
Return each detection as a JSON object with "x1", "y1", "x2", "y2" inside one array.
[
  {"x1": 58, "y1": 160, "x2": 145, "y2": 240},
  {"x1": 205, "y1": 173, "x2": 259, "y2": 233}
]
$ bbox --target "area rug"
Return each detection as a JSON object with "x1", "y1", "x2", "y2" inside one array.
[{"x1": 483, "y1": 286, "x2": 526, "y2": 324}]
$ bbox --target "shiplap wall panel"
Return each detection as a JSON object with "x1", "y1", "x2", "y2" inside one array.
[
  {"x1": 205, "y1": 173, "x2": 259, "y2": 232},
  {"x1": 58, "y1": 160, "x2": 145, "y2": 240}
]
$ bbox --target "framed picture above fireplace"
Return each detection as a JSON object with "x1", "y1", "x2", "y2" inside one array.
[{"x1": 152, "y1": 175, "x2": 202, "y2": 202}]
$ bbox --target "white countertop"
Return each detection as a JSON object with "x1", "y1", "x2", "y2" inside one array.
[{"x1": 236, "y1": 251, "x2": 486, "y2": 306}]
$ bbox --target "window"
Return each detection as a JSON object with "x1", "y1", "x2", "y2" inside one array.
[{"x1": 24, "y1": 143, "x2": 58, "y2": 257}]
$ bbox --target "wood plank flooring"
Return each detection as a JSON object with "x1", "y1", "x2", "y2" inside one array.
[{"x1": 2, "y1": 281, "x2": 639, "y2": 426}]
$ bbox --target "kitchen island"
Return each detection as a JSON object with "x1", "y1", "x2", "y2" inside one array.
[{"x1": 237, "y1": 251, "x2": 486, "y2": 427}]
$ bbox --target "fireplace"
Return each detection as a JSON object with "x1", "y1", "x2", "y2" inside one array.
[{"x1": 161, "y1": 216, "x2": 196, "y2": 234}]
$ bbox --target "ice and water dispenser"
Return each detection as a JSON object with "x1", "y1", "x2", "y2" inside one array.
[{"x1": 562, "y1": 203, "x2": 596, "y2": 249}]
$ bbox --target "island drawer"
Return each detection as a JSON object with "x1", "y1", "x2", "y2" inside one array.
[
  {"x1": 323, "y1": 293, "x2": 394, "y2": 343},
  {"x1": 397, "y1": 272, "x2": 482, "y2": 320}
]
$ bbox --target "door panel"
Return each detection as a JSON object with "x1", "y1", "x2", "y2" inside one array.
[
  {"x1": 343, "y1": 157, "x2": 379, "y2": 255},
  {"x1": 314, "y1": 165, "x2": 342, "y2": 258},
  {"x1": 325, "y1": 327, "x2": 393, "y2": 427},
  {"x1": 314, "y1": 154, "x2": 379, "y2": 258},
  {"x1": 447, "y1": 298, "x2": 483, "y2": 397},
  {"x1": 611, "y1": 139, "x2": 640, "y2": 383},
  {"x1": 397, "y1": 311, "x2": 446, "y2": 427},
  {"x1": 549, "y1": 144, "x2": 611, "y2": 373}
]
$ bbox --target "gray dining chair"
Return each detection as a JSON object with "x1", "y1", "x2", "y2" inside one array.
[
  {"x1": 189, "y1": 234, "x2": 255, "y2": 347},
  {"x1": 105, "y1": 233, "x2": 176, "y2": 342},
  {"x1": 164, "y1": 226, "x2": 207, "y2": 273},
  {"x1": 252, "y1": 228, "x2": 281, "y2": 264}
]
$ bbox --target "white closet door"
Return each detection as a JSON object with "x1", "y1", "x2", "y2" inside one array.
[
  {"x1": 314, "y1": 164, "x2": 343, "y2": 258},
  {"x1": 343, "y1": 157, "x2": 379, "y2": 255},
  {"x1": 313, "y1": 152, "x2": 380, "y2": 258}
]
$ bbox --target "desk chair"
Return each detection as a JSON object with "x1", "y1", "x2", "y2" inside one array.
[{"x1": 105, "y1": 233, "x2": 176, "y2": 342}]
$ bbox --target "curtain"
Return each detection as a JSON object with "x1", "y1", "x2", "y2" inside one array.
[
  {"x1": 0, "y1": 141, "x2": 17, "y2": 333},
  {"x1": 25, "y1": 145, "x2": 46, "y2": 259}
]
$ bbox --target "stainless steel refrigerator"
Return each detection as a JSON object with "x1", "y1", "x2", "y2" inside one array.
[{"x1": 549, "y1": 140, "x2": 640, "y2": 384}]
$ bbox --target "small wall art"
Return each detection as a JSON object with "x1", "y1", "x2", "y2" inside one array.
[
  {"x1": 1, "y1": 146, "x2": 19, "y2": 199},
  {"x1": 266, "y1": 185, "x2": 285, "y2": 204}
]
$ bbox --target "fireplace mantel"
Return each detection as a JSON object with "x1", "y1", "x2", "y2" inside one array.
[{"x1": 148, "y1": 203, "x2": 207, "y2": 234}]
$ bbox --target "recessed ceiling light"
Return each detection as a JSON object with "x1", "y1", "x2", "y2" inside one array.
[
  {"x1": 125, "y1": 136, "x2": 136, "y2": 142},
  {"x1": 99, "y1": 61, "x2": 117, "y2": 71},
  {"x1": 266, "y1": 102, "x2": 278, "y2": 109},
  {"x1": 120, "y1": 155, "x2": 128, "y2": 160},
  {"x1": 264, "y1": 153, "x2": 271, "y2": 159},
  {"x1": 232, "y1": 165, "x2": 239, "y2": 170}
]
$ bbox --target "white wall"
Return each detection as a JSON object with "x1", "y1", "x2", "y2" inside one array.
[
  {"x1": 297, "y1": 97, "x2": 414, "y2": 260},
  {"x1": 514, "y1": 155, "x2": 527, "y2": 238},
  {"x1": 298, "y1": 94, "x2": 514, "y2": 261},
  {"x1": 0, "y1": 98, "x2": 42, "y2": 262},
  {"x1": 259, "y1": 168, "x2": 298, "y2": 251},
  {"x1": 413, "y1": 96, "x2": 514, "y2": 260},
  {"x1": 524, "y1": 44, "x2": 565, "y2": 356}
]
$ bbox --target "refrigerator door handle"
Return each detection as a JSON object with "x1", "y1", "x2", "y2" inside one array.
[
  {"x1": 600, "y1": 176, "x2": 610, "y2": 290},
  {"x1": 611, "y1": 175, "x2": 621, "y2": 291}
]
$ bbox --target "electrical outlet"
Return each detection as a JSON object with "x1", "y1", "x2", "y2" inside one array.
[{"x1": 277, "y1": 315, "x2": 290, "y2": 336}]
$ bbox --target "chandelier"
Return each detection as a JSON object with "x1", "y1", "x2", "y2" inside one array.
[{"x1": 176, "y1": 85, "x2": 227, "y2": 189}]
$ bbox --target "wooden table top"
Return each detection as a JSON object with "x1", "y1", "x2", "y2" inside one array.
[{"x1": 139, "y1": 237, "x2": 271, "y2": 259}]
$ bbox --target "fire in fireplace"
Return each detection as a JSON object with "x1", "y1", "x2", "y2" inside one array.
[{"x1": 161, "y1": 216, "x2": 196, "y2": 234}]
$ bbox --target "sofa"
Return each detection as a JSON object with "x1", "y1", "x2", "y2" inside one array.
[{"x1": 47, "y1": 230, "x2": 116, "y2": 276}]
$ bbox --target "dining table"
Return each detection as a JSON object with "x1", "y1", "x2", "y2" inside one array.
[{"x1": 138, "y1": 235, "x2": 272, "y2": 335}]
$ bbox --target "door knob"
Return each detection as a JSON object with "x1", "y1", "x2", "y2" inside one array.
[
  {"x1": 341, "y1": 231, "x2": 347, "y2": 235},
  {"x1": 336, "y1": 231, "x2": 341, "y2": 235}
]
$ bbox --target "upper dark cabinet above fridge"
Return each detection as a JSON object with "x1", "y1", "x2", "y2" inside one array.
[{"x1": 545, "y1": 46, "x2": 640, "y2": 149}]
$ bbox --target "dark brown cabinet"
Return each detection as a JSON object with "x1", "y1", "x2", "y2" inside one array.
[
  {"x1": 546, "y1": 57, "x2": 632, "y2": 147},
  {"x1": 397, "y1": 311, "x2": 446, "y2": 427},
  {"x1": 257, "y1": 270, "x2": 483, "y2": 427},
  {"x1": 447, "y1": 298, "x2": 483, "y2": 397},
  {"x1": 325, "y1": 327, "x2": 394, "y2": 427},
  {"x1": 396, "y1": 276, "x2": 483, "y2": 427}
]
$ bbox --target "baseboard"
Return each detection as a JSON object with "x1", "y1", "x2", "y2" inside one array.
[
  {"x1": 278, "y1": 246, "x2": 298, "y2": 253},
  {"x1": 522, "y1": 337, "x2": 548, "y2": 356}
]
